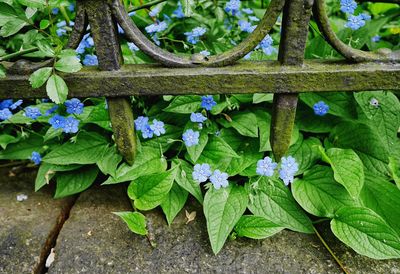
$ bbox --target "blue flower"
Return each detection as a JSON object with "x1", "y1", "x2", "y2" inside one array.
[
  {"x1": 249, "y1": 16, "x2": 259, "y2": 22},
  {"x1": 340, "y1": 0, "x2": 357, "y2": 14},
  {"x1": 242, "y1": 8, "x2": 253, "y2": 15},
  {"x1": 24, "y1": 107, "x2": 42, "y2": 120},
  {"x1": 117, "y1": 24, "x2": 124, "y2": 34},
  {"x1": 210, "y1": 169, "x2": 229, "y2": 189},
  {"x1": 279, "y1": 156, "x2": 299, "y2": 186},
  {"x1": 31, "y1": 152, "x2": 41, "y2": 165},
  {"x1": 190, "y1": 112, "x2": 207, "y2": 123},
  {"x1": 0, "y1": 108, "x2": 12, "y2": 121},
  {"x1": 45, "y1": 105, "x2": 59, "y2": 116},
  {"x1": 256, "y1": 156, "x2": 278, "y2": 177},
  {"x1": 184, "y1": 27, "x2": 207, "y2": 44},
  {"x1": 149, "y1": 6, "x2": 161, "y2": 17},
  {"x1": 142, "y1": 124, "x2": 154, "y2": 139},
  {"x1": 360, "y1": 13, "x2": 371, "y2": 21},
  {"x1": 345, "y1": 15, "x2": 366, "y2": 30},
  {"x1": 63, "y1": 117, "x2": 80, "y2": 133},
  {"x1": 225, "y1": 0, "x2": 241, "y2": 16},
  {"x1": 128, "y1": 11, "x2": 136, "y2": 16},
  {"x1": 134, "y1": 116, "x2": 149, "y2": 131},
  {"x1": 9, "y1": 100, "x2": 23, "y2": 110},
  {"x1": 182, "y1": 129, "x2": 199, "y2": 147},
  {"x1": 173, "y1": 2, "x2": 185, "y2": 18},
  {"x1": 0, "y1": 99, "x2": 13, "y2": 110},
  {"x1": 83, "y1": 54, "x2": 98, "y2": 66},
  {"x1": 192, "y1": 163, "x2": 212, "y2": 183},
  {"x1": 68, "y1": 3, "x2": 75, "y2": 12},
  {"x1": 65, "y1": 98, "x2": 84, "y2": 115},
  {"x1": 145, "y1": 21, "x2": 168, "y2": 34},
  {"x1": 150, "y1": 119, "x2": 165, "y2": 136},
  {"x1": 49, "y1": 114, "x2": 66, "y2": 129},
  {"x1": 128, "y1": 42, "x2": 139, "y2": 52},
  {"x1": 257, "y1": 35, "x2": 276, "y2": 55},
  {"x1": 239, "y1": 20, "x2": 256, "y2": 33},
  {"x1": 201, "y1": 95, "x2": 216, "y2": 111},
  {"x1": 52, "y1": 8, "x2": 59, "y2": 15},
  {"x1": 371, "y1": 35, "x2": 381, "y2": 42},
  {"x1": 244, "y1": 51, "x2": 253, "y2": 60},
  {"x1": 56, "y1": 20, "x2": 67, "y2": 36},
  {"x1": 313, "y1": 101, "x2": 329, "y2": 116}
]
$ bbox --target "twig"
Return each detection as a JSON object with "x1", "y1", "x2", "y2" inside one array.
[
  {"x1": 0, "y1": 47, "x2": 39, "y2": 62},
  {"x1": 129, "y1": 0, "x2": 167, "y2": 13}
]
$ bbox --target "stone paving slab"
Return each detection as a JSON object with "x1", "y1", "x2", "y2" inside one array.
[
  {"x1": 49, "y1": 184, "x2": 341, "y2": 274},
  {"x1": 0, "y1": 167, "x2": 75, "y2": 274}
]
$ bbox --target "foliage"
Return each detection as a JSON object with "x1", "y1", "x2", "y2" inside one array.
[{"x1": 0, "y1": 0, "x2": 399, "y2": 259}]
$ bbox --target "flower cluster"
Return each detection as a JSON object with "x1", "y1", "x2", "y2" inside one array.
[
  {"x1": 31, "y1": 151, "x2": 42, "y2": 165},
  {"x1": 340, "y1": 0, "x2": 371, "y2": 30},
  {"x1": 256, "y1": 156, "x2": 299, "y2": 186},
  {"x1": 134, "y1": 116, "x2": 166, "y2": 139},
  {"x1": 192, "y1": 163, "x2": 229, "y2": 190},
  {"x1": 0, "y1": 99, "x2": 23, "y2": 121},
  {"x1": 313, "y1": 101, "x2": 329, "y2": 116},
  {"x1": 47, "y1": 98, "x2": 84, "y2": 134},
  {"x1": 184, "y1": 27, "x2": 207, "y2": 45},
  {"x1": 224, "y1": 0, "x2": 241, "y2": 16}
]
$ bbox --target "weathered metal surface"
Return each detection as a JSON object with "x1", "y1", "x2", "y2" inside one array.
[
  {"x1": 84, "y1": 0, "x2": 137, "y2": 165},
  {"x1": 270, "y1": 0, "x2": 314, "y2": 160},
  {"x1": 1, "y1": 61, "x2": 399, "y2": 98}
]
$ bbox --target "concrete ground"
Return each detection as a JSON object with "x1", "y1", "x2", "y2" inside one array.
[{"x1": 0, "y1": 167, "x2": 399, "y2": 274}]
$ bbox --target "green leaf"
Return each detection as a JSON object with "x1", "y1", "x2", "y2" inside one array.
[
  {"x1": 172, "y1": 159, "x2": 203, "y2": 204},
  {"x1": 39, "y1": 19, "x2": 49, "y2": 29},
  {"x1": 46, "y1": 74, "x2": 68, "y2": 104},
  {"x1": 234, "y1": 215, "x2": 283, "y2": 239},
  {"x1": 354, "y1": 91, "x2": 400, "y2": 155},
  {"x1": 55, "y1": 165, "x2": 98, "y2": 198},
  {"x1": 187, "y1": 127, "x2": 208, "y2": 163},
  {"x1": 114, "y1": 211, "x2": 147, "y2": 236},
  {"x1": 43, "y1": 132, "x2": 109, "y2": 165},
  {"x1": 197, "y1": 135, "x2": 239, "y2": 169},
  {"x1": 55, "y1": 56, "x2": 82, "y2": 73},
  {"x1": 292, "y1": 166, "x2": 358, "y2": 218},
  {"x1": 25, "y1": 7, "x2": 37, "y2": 19},
  {"x1": 331, "y1": 207, "x2": 400, "y2": 260},
  {"x1": 163, "y1": 95, "x2": 200, "y2": 113},
  {"x1": 128, "y1": 167, "x2": 177, "y2": 211},
  {"x1": 43, "y1": 127, "x2": 62, "y2": 143},
  {"x1": 228, "y1": 111, "x2": 258, "y2": 137},
  {"x1": 0, "y1": 134, "x2": 19, "y2": 149},
  {"x1": 204, "y1": 185, "x2": 248, "y2": 254},
  {"x1": 161, "y1": 183, "x2": 188, "y2": 225},
  {"x1": 330, "y1": 121, "x2": 390, "y2": 177},
  {"x1": 0, "y1": 64, "x2": 6, "y2": 78},
  {"x1": 254, "y1": 109, "x2": 271, "y2": 152},
  {"x1": 360, "y1": 173, "x2": 400, "y2": 235},
  {"x1": 0, "y1": 18, "x2": 27, "y2": 37},
  {"x1": 388, "y1": 157, "x2": 400, "y2": 189},
  {"x1": 226, "y1": 139, "x2": 263, "y2": 176},
  {"x1": 288, "y1": 135, "x2": 321, "y2": 175},
  {"x1": 35, "y1": 163, "x2": 82, "y2": 192},
  {"x1": 0, "y1": 134, "x2": 42, "y2": 160},
  {"x1": 96, "y1": 146, "x2": 122, "y2": 177},
  {"x1": 248, "y1": 177, "x2": 313, "y2": 233},
  {"x1": 253, "y1": 93, "x2": 273, "y2": 104},
  {"x1": 0, "y1": 3, "x2": 17, "y2": 26},
  {"x1": 103, "y1": 146, "x2": 167, "y2": 184},
  {"x1": 18, "y1": 0, "x2": 45, "y2": 9},
  {"x1": 321, "y1": 147, "x2": 364, "y2": 198},
  {"x1": 180, "y1": 0, "x2": 195, "y2": 17},
  {"x1": 29, "y1": 67, "x2": 52, "y2": 88}
]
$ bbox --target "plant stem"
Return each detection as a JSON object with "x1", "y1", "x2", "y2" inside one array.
[
  {"x1": 129, "y1": 0, "x2": 167, "y2": 12},
  {"x1": 0, "y1": 47, "x2": 39, "y2": 62},
  {"x1": 313, "y1": 226, "x2": 349, "y2": 274},
  {"x1": 0, "y1": 161, "x2": 28, "y2": 168}
]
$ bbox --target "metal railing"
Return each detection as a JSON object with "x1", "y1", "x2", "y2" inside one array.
[{"x1": 0, "y1": 0, "x2": 399, "y2": 164}]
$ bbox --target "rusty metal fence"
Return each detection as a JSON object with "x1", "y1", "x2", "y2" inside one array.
[{"x1": 0, "y1": 0, "x2": 399, "y2": 164}]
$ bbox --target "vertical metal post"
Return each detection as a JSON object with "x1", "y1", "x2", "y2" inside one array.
[
  {"x1": 270, "y1": 0, "x2": 314, "y2": 160},
  {"x1": 84, "y1": 0, "x2": 136, "y2": 165}
]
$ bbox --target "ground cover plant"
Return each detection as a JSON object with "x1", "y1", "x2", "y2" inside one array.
[{"x1": 0, "y1": 0, "x2": 399, "y2": 262}]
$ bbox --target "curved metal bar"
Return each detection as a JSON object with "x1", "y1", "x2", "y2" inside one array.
[
  {"x1": 66, "y1": 0, "x2": 88, "y2": 49},
  {"x1": 313, "y1": 0, "x2": 400, "y2": 62},
  {"x1": 112, "y1": 0, "x2": 285, "y2": 67}
]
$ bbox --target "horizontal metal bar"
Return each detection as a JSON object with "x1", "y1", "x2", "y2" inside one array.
[{"x1": 0, "y1": 60, "x2": 399, "y2": 99}]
